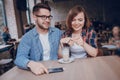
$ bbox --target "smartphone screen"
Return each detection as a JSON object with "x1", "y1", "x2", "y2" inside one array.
[{"x1": 48, "y1": 67, "x2": 64, "y2": 73}]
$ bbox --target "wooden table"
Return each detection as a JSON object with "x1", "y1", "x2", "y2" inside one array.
[
  {"x1": 102, "y1": 45, "x2": 118, "y2": 55},
  {"x1": 0, "y1": 56, "x2": 120, "y2": 80}
]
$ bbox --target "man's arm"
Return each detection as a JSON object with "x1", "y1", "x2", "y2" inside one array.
[
  {"x1": 14, "y1": 32, "x2": 48, "y2": 75},
  {"x1": 14, "y1": 35, "x2": 31, "y2": 69}
]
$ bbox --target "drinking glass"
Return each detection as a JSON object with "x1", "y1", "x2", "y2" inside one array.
[{"x1": 62, "y1": 43, "x2": 70, "y2": 62}]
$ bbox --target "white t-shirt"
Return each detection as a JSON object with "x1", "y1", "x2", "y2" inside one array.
[
  {"x1": 70, "y1": 43, "x2": 87, "y2": 59},
  {"x1": 39, "y1": 33, "x2": 50, "y2": 61}
]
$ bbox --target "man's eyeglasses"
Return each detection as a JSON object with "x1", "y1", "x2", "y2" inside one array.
[{"x1": 35, "y1": 15, "x2": 53, "y2": 20}]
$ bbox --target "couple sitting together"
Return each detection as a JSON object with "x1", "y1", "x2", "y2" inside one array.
[{"x1": 14, "y1": 3, "x2": 98, "y2": 75}]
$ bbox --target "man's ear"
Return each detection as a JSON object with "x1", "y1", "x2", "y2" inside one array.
[{"x1": 32, "y1": 14, "x2": 37, "y2": 21}]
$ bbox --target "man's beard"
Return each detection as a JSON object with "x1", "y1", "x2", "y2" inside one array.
[{"x1": 38, "y1": 23, "x2": 49, "y2": 30}]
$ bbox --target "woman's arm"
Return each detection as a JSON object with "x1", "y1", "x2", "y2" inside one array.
[
  {"x1": 72, "y1": 36, "x2": 98, "y2": 57},
  {"x1": 83, "y1": 42, "x2": 98, "y2": 57}
]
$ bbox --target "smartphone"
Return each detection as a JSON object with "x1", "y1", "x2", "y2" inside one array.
[{"x1": 48, "y1": 67, "x2": 64, "y2": 73}]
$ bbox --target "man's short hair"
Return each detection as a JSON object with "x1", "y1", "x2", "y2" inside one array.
[{"x1": 32, "y1": 3, "x2": 51, "y2": 14}]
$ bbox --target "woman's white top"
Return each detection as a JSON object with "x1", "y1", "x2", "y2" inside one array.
[
  {"x1": 39, "y1": 33, "x2": 50, "y2": 61},
  {"x1": 70, "y1": 43, "x2": 87, "y2": 59}
]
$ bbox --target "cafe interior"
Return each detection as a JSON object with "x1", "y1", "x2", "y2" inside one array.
[{"x1": 0, "y1": 0, "x2": 120, "y2": 79}]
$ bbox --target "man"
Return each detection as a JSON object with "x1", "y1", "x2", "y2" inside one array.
[{"x1": 14, "y1": 3, "x2": 62, "y2": 75}]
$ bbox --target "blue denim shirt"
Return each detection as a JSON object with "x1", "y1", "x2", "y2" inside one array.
[{"x1": 14, "y1": 27, "x2": 62, "y2": 69}]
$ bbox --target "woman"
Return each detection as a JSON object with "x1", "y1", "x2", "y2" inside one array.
[
  {"x1": 109, "y1": 25, "x2": 120, "y2": 55},
  {"x1": 59, "y1": 5, "x2": 98, "y2": 59},
  {"x1": 109, "y1": 25, "x2": 120, "y2": 44},
  {"x1": 2, "y1": 27, "x2": 11, "y2": 44}
]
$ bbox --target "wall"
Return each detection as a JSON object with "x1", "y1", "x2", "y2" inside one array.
[
  {"x1": 3, "y1": 0, "x2": 120, "y2": 39},
  {"x1": 28, "y1": 0, "x2": 42, "y2": 24},
  {"x1": 48, "y1": 0, "x2": 103, "y2": 26},
  {"x1": 25, "y1": 0, "x2": 104, "y2": 27},
  {"x1": 4, "y1": 0, "x2": 30, "y2": 39},
  {"x1": 103, "y1": 0, "x2": 120, "y2": 24},
  {"x1": 4, "y1": 0, "x2": 18, "y2": 39},
  {"x1": 14, "y1": 0, "x2": 28, "y2": 38}
]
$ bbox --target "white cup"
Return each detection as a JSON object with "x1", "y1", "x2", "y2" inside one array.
[{"x1": 62, "y1": 47, "x2": 69, "y2": 62}]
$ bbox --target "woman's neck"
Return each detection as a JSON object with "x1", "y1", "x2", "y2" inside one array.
[
  {"x1": 114, "y1": 36, "x2": 120, "y2": 40},
  {"x1": 114, "y1": 36, "x2": 120, "y2": 39},
  {"x1": 73, "y1": 29, "x2": 82, "y2": 34},
  {"x1": 72, "y1": 30, "x2": 82, "y2": 37}
]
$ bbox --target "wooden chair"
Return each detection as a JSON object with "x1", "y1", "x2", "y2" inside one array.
[
  {"x1": 0, "y1": 42, "x2": 19, "y2": 75},
  {"x1": 9, "y1": 42, "x2": 19, "y2": 60},
  {"x1": 0, "y1": 59, "x2": 13, "y2": 75},
  {"x1": 97, "y1": 49, "x2": 104, "y2": 56}
]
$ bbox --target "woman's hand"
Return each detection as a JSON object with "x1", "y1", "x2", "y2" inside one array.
[
  {"x1": 60, "y1": 37, "x2": 71, "y2": 47},
  {"x1": 60, "y1": 36, "x2": 85, "y2": 47},
  {"x1": 60, "y1": 37, "x2": 71, "y2": 43},
  {"x1": 71, "y1": 36, "x2": 84, "y2": 46}
]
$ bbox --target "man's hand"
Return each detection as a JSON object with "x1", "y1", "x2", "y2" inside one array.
[{"x1": 27, "y1": 61, "x2": 48, "y2": 75}]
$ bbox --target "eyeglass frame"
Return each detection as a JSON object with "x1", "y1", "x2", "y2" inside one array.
[{"x1": 35, "y1": 15, "x2": 53, "y2": 20}]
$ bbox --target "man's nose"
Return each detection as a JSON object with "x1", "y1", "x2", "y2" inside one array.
[{"x1": 45, "y1": 18, "x2": 51, "y2": 22}]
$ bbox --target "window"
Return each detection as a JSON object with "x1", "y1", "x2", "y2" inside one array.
[{"x1": 0, "y1": 0, "x2": 7, "y2": 44}]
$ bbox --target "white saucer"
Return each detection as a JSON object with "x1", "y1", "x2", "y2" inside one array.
[{"x1": 58, "y1": 58, "x2": 74, "y2": 64}]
